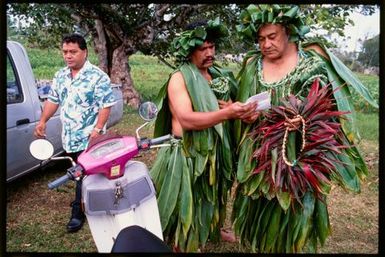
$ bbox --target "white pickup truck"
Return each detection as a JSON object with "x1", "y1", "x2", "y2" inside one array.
[{"x1": 6, "y1": 41, "x2": 124, "y2": 182}]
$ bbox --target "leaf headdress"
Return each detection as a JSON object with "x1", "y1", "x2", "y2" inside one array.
[
  {"x1": 237, "y1": 4, "x2": 310, "y2": 44},
  {"x1": 171, "y1": 17, "x2": 229, "y2": 64}
]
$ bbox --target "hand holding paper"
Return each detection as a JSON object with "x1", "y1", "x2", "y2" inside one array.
[{"x1": 245, "y1": 91, "x2": 271, "y2": 111}]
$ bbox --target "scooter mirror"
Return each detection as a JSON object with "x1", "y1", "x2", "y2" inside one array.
[
  {"x1": 138, "y1": 101, "x2": 158, "y2": 121},
  {"x1": 29, "y1": 138, "x2": 55, "y2": 160}
]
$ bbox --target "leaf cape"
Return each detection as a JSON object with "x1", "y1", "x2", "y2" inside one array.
[
  {"x1": 151, "y1": 62, "x2": 236, "y2": 251},
  {"x1": 232, "y1": 44, "x2": 372, "y2": 253}
]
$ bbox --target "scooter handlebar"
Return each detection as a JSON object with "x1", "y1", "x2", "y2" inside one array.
[
  {"x1": 150, "y1": 134, "x2": 172, "y2": 145},
  {"x1": 48, "y1": 173, "x2": 71, "y2": 189}
]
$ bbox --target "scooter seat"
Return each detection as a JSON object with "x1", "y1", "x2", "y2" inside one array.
[{"x1": 111, "y1": 225, "x2": 171, "y2": 253}]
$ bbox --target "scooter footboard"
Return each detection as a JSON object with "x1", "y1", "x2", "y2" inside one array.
[{"x1": 82, "y1": 161, "x2": 163, "y2": 253}]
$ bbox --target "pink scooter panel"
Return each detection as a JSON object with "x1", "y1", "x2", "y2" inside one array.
[{"x1": 78, "y1": 136, "x2": 139, "y2": 179}]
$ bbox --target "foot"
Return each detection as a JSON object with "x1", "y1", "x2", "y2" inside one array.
[
  {"x1": 220, "y1": 228, "x2": 237, "y2": 243},
  {"x1": 172, "y1": 245, "x2": 181, "y2": 253},
  {"x1": 67, "y1": 201, "x2": 85, "y2": 233},
  {"x1": 67, "y1": 216, "x2": 85, "y2": 233}
]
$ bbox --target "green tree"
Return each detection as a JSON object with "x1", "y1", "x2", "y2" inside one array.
[
  {"x1": 6, "y1": 3, "x2": 377, "y2": 106},
  {"x1": 357, "y1": 34, "x2": 379, "y2": 67},
  {"x1": 8, "y1": 3, "x2": 240, "y2": 106}
]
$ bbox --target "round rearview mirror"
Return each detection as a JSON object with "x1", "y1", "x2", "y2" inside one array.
[
  {"x1": 29, "y1": 139, "x2": 55, "y2": 160},
  {"x1": 138, "y1": 101, "x2": 158, "y2": 121}
]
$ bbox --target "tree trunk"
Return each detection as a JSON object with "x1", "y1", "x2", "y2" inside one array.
[
  {"x1": 110, "y1": 45, "x2": 141, "y2": 108},
  {"x1": 92, "y1": 19, "x2": 141, "y2": 108},
  {"x1": 92, "y1": 19, "x2": 109, "y2": 73}
]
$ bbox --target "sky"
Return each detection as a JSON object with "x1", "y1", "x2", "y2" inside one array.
[{"x1": 336, "y1": 7, "x2": 380, "y2": 52}]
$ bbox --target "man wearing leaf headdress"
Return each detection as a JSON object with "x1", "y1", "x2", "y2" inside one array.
[
  {"x1": 232, "y1": 4, "x2": 378, "y2": 253},
  {"x1": 150, "y1": 18, "x2": 257, "y2": 252}
]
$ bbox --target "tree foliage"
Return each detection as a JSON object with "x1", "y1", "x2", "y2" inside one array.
[
  {"x1": 357, "y1": 35, "x2": 379, "y2": 67},
  {"x1": 6, "y1": 3, "x2": 378, "y2": 106}
]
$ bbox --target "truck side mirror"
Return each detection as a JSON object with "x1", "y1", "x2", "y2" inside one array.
[
  {"x1": 138, "y1": 102, "x2": 158, "y2": 121},
  {"x1": 29, "y1": 138, "x2": 54, "y2": 160}
]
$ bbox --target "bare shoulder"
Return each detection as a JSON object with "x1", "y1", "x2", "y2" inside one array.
[
  {"x1": 167, "y1": 70, "x2": 192, "y2": 115},
  {"x1": 169, "y1": 71, "x2": 184, "y2": 83},
  {"x1": 304, "y1": 43, "x2": 329, "y2": 60},
  {"x1": 169, "y1": 71, "x2": 186, "y2": 88},
  {"x1": 168, "y1": 71, "x2": 187, "y2": 95}
]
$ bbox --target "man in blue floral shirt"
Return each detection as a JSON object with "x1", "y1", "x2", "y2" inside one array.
[{"x1": 34, "y1": 33, "x2": 115, "y2": 232}]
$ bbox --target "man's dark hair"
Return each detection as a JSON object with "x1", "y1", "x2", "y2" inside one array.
[
  {"x1": 185, "y1": 19, "x2": 208, "y2": 30},
  {"x1": 62, "y1": 33, "x2": 87, "y2": 50}
]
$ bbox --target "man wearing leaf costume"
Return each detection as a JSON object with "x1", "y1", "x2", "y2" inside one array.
[
  {"x1": 232, "y1": 4, "x2": 378, "y2": 253},
  {"x1": 150, "y1": 18, "x2": 257, "y2": 252}
]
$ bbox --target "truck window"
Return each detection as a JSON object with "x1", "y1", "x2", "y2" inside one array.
[{"x1": 7, "y1": 52, "x2": 23, "y2": 104}]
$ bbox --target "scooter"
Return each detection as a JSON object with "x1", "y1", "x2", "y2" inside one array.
[{"x1": 29, "y1": 102, "x2": 172, "y2": 253}]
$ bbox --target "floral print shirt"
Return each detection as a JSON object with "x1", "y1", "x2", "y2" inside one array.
[{"x1": 48, "y1": 60, "x2": 116, "y2": 153}]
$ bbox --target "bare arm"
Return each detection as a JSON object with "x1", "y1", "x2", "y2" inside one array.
[
  {"x1": 89, "y1": 107, "x2": 111, "y2": 139},
  {"x1": 95, "y1": 107, "x2": 111, "y2": 129},
  {"x1": 34, "y1": 101, "x2": 59, "y2": 138},
  {"x1": 168, "y1": 72, "x2": 257, "y2": 131}
]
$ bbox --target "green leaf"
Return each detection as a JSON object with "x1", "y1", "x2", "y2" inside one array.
[
  {"x1": 236, "y1": 55, "x2": 258, "y2": 96},
  {"x1": 286, "y1": 207, "x2": 300, "y2": 252},
  {"x1": 236, "y1": 137, "x2": 254, "y2": 183},
  {"x1": 294, "y1": 192, "x2": 315, "y2": 251},
  {"x1": 264, "y1": 202, "x2": 282, "y2": 252},
  {"x1": 192, "y1": 27, "x2": 206, "y2": 39},
  {"x1": 199, "y1": 199, "x2": 214, "y2": 244},
  {"x1": 276, "y1": 190, "x2": 291, "y2": 211},
  {"x1": 199, "y1": 130, "x2": 209, "y2": 155},
  {"x1": 208, "y1": 152, "x2": 216, "y2": 185},
  {"x1": 346, "y1": 146, "x2": 368, "y2": 179},
  {"x1": 181, "y1": 64, "x2": 222, "y2": 138},
  {"x1": 298, "y1": 25, "x2": 310, "y2": 36},
  {"x1": 249, "y1": 199, "x2": 263, "y2": 249},
  {"x1": 174, "y1": 220, "x2": 182, "y2": 249},
  {"x1": 179, "y1": 157, "x2": 193, "y2": 237},
  {"x1": 246, "y1": 4, "x2": 258, "y2": 13},
  {"x1": 323, "y1": 60, "x2": 359, "y2": 142},
  {"x1": 324, "y1": 47, "x2": 378, "y2": 108},
  {"x1": 149, "y1": 147, "x2": 170, "y2": 188},
  {"x1": 331, "y1": 152, "x2": 360, "y2": 192},
  {"x1": 260, "y1": 177, "x2": 270, "y2": 195},
  {"x1": 314, "y1": 197, "x2": 330, "y2": 246},
  {"x1": 283, "y1": 5, "x2": 299, "y2": 18},
  {"x1": 252, "y1": 198, "x2": 272, "y2": 250},
  {"x1": 286, "y1": 132, "x2": 297, "y2": 163},
  {"x1": 244, "y1": 170, "x2": 265, "y2": 196},
  {"x1": 276, "y1": 207, "x2": 290, "y2": 252},
  {"x1": 271, "y1": 147, "x2": 278, "y2": 184},
  {"x1": 186, "y1": 227, "x2": 199, "y2": 252},
  {"x1": 194, "y1": 153, "x2": 208, "y2": 177},
  {"x1": 157, "y1": 146, "x2": 183, "y2": 229}
]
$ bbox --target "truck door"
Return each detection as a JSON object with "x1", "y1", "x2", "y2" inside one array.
[{"x1": 6, "y1": 43, "x2": 44, "y2": 181}]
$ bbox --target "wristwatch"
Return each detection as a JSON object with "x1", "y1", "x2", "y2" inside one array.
[{"x1": 93, "y1": 127, "x2": 104, "y2": 135}]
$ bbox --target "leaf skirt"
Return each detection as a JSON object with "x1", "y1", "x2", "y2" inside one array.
[{"x1": 150, "y1": 139, "x2": 231, "y2": 252}]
